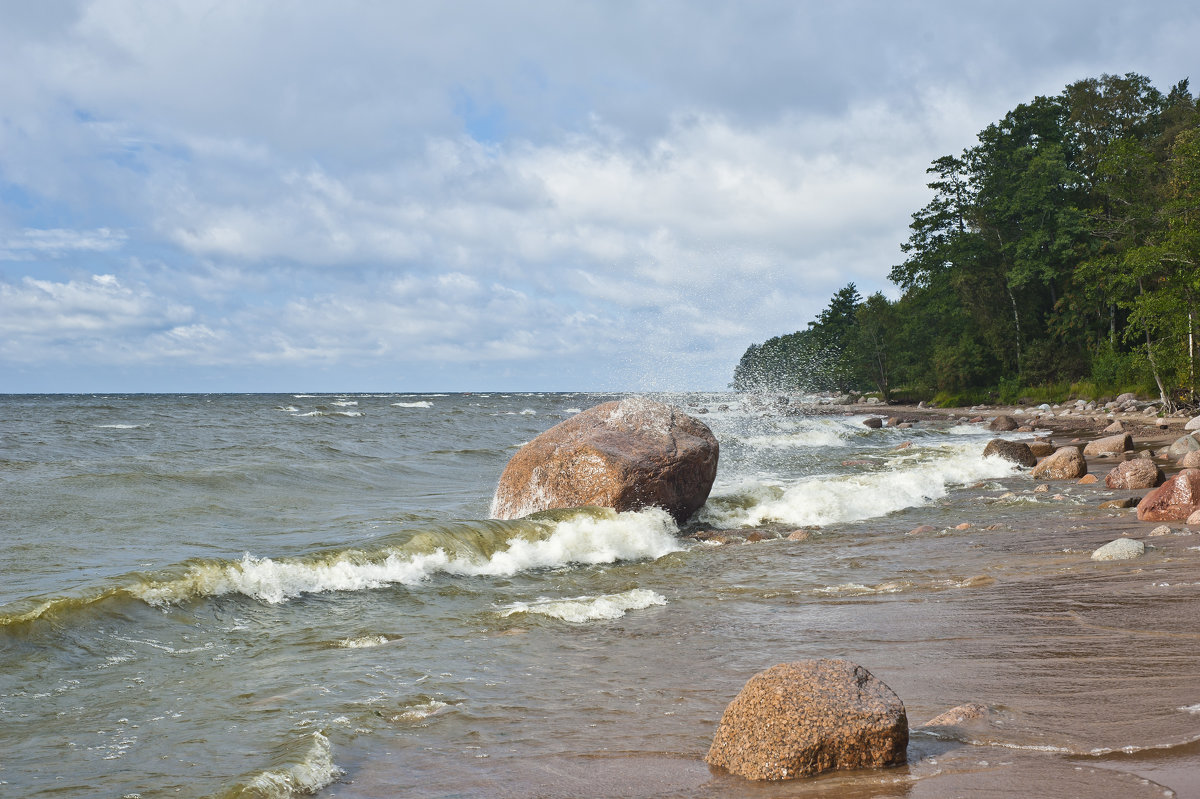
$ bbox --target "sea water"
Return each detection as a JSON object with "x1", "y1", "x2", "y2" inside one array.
[{"x1": 3, "y1": 393, "x2": 1199, "y2": 797}]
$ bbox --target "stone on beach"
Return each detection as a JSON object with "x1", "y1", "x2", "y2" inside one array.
[
  {"x1": 489, "y1": 399, "x2": 718, "y2": 523},
  {"x1": 862, "y1": 417, "x2": 883, "y2": 429},
  {"x1": 1167, "y1": 433, "x2": 1200, "y2": 459},
  {"x1": 1083, "y1": 433, "x2": 1133, "y2": 456},
  {"x1": 1186, "y1": 416, "x2": 1200, "y2": 431},
  {"x1": 1091, "y1": 538, "x2": 1145, "y2": 561},
  {"x1": 1137, "y1": 469, "x2": 1200, "y2": 522},
  {"x1": 988, "y1": 415, "x2": 1018, "y2": 432},
  {"x1": 1100, "y1": 498, "x2": 1138, "y2": 509},
  {"x1": 907, "y1": 525, "x2": 936, "y2": 535},
  {"x1": 1104, "y1": 459, "x2": 1164, "y2": 491},
  {"x1": 1104, "y1": 421, "x2": 1126, "y2": 434},
  {"x1": 1031, "y1": 447, "x2": 1087, "y2": 480},
  {"x1": 982, "y1": 439, "x2": 1036, "y2": 467},
  {"x1": 705, "y1": 659, "x2": 908, "y2": 780},
  {"x1": 1188, "y1": 509, "x2": 1200, "y2": 525},
  {"x1": 1180, "y1": 451, "x2": 1200, "y2": 469},
  {"x1": 1027, "y1": 441, "x2": 1056, "y2": 458}
]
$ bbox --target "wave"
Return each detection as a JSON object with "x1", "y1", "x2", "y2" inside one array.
[
  {"x1": 391, "y1": 401, "x2": 433, "y2": 408},
  {"x1": 217, "y1": 732, "x2": 342, "y2": 799},
  {"x1": 500, "y1": 588, "x2": 667, "y2": 622},
  {"x1": 697, "y1": 441, "x2": 1017, "y2": 528},
  {"x1": 96, "y1": 424, "x2": 140, "y2": 429},
  {"x1": 2, "y1": 509, "x2": 682, "y2": 624},
  {"x1": 292, "y1": 410, "x2": 363, "y2": 417}
]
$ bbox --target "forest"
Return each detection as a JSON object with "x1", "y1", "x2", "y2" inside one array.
[{"x1": 732, "y1": 73, "x2": 1200, "y2": 410}]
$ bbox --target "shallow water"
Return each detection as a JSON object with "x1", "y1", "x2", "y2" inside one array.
[{"x1": 2, "y1": 393, "x2": 1198, "y2": 797}]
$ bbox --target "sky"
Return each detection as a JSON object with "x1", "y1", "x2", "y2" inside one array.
[{"x1": 1, "y1": 1, "x2": 1198, "y2": 393}]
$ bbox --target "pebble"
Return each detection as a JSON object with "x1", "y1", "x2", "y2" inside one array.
[{"x1": 1149, "y1": 525, "x2": 1172, "y2": 536}]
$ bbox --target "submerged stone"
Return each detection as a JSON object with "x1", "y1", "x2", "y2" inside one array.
[{"x1": 1091, "y1": 538, "x2": 1145, "y2": 561}]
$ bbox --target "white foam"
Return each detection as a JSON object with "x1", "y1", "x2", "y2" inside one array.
[
  {"x1": 336, "y1": 635, "x2": 390, "y2": 649},
  {"x1": 520, "y1": 408, "x2": 536, "y2": 415},
  {"x1": 501, "y1": 589, "x2": 667, "y2": 622},
  {"x1": 564, "y1": 408, "x2": 582, "y2": 414},
  {"x1": 392, "y1": 401, "x2": 433, "y2": 408},
  {"x1": 96, "y1": 424, "x2": 140, "y2": 429},
  {"x1": 1179, "y1": 704, "x2": 1200, "y2": 715},
  {"x1": 132, "y1": 508, "x2": 682, "y2": 606},
  {"x1": 698, "y1": 441, "x2": 1017, "y2": 528},
  {"x1": 331, "y1": 400, "x2": 358, "y2": 407},
  {"x1": 392, "y1": 699, "x2": 449, "y2": 721},
  {"x1": 243, "y1": 732, "x2": 342, "y2": 797}
]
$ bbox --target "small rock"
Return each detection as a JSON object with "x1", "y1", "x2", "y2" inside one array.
[
  {"x1": 989, "y1": 415, "x2": 1019, "y2": 431},
  {"x1": 1027, "y1": 441, "x2": 1056, "y2": 458},
  {"x1": 1105, "y1": 459, "x2": 1165, "y2": 490},
  {"x1": 955, "y1": 523, "x2": 972, "y2": 530},
  {"x1": 1104, "y1": 421, "x2": 1126, "y2": 434},
  {"x1": 982, "y1": 439, "x2": 1036, "y2": 467},
  {"x1": 921, "y1": 703, "x2": 989, "y2": 728},
  {"x1": 1180, "y1": 451, "x2": 1200, "y2": 469},
  {"x1": 705, "y1": 659, "x2": 908, "y2": 780},
  {"x1": 1186, "y1": 417, "x2": 1200, "y2": 431},
  {"x1": 1031, "y1": 447, "x2": 1088, "y2": 480},
  {"x1": 1188, "y1": 509, "x2": 1200, "y2": 526},
  {"x1": 1091, "y1": 538, "x2": 1145, "y2": 561},
  {"x1": 1099, "y1": 498, "x2": 1137, "y2": 509},
  {"x1": 1078, "y1": 474, "x2": 1098, "y2": 485},
  {"x1": 862, "y1": 417, "x2": 883, "y2": 429},
  {"x1": 1033, "y1": 484, "x2": 1050, "y2": 493},
  {"x1": 787, "y1": 529, "x2": 812, "y2": 541},
  {"x1": 1149, "y1": 525, "x2": 1172, "y2": 537},
  {"x1": 894, "y1": 441, "x2": 912, "y2": 450},
  {"x1": 1167, "y1": 433, "x2": 1200, "y2": 459},
  {"x1": 907, "y1": 525, "x2": 936, "y2": 535}
]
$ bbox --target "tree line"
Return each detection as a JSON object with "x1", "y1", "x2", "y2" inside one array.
[{"x1": 733, "y1": 73, "x2": 1200, "y2": 409}]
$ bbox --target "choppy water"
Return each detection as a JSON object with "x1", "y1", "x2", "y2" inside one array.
[{"x1": 2, "y1": 393, "x2": 1199, "y2": 797}]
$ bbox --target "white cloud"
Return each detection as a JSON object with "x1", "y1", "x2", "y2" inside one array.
[{"x1": 0, "y1": 227, "x2": 127, "y2": 260}]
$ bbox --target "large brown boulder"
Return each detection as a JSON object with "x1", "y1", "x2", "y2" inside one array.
[
  {"x1": 705, "y1": 659, "x2": 907, "y2": 780},
  {"x1": 1031, "y1": 446, "x2": 1087, "y2": 480},
  {"x1": 1105, "y1": 459, "x2": 1164, "y2": 490},
  {"x1": 489, "y1": 399, "x2": 718, "y2": 523},
  {"x1": 1027, "y1": 441, "x2": 1056, "y2": 458},
  {"x1": 982, "y1": 439, "x2": 1036, "y2": 467},
  {"x1": 989, "y1": 415, "x2": 1019, "y2": 432},
  {"x1": 1083, "y1": 433, "x2": 1133, "y2": 456},
  {"x1": 1137, "y1": 469, "x2": 1200, "y2": 521}
]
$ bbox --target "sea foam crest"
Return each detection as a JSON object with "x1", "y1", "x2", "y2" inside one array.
[
  {"x1": 698, "y1": 441, "x2": 1018, "y2": 528},
  {"x1": 392, "y1": 401, "x2": 433, "y2": 408},
  {"x1": 501, "y1": 588, "x2": 667, "y2": 622},
  {"x1": 238, "y1": 732, "x2": 342, "y2": 798},
  {"x1": 131, "y1": 508, "x2": 681, "y2": 606}
]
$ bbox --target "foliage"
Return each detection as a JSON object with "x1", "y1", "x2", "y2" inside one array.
[{"x1": 733, "y1": 72, "x2": 1200, "y2": 406}]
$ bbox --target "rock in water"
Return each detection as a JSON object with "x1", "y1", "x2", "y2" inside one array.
[
  {"x1": 1137, "y1": 468, "x2": 1200, "y2": 522},
  {"x1": 1031, "y1": 447, "x2": 1087, "y2": 480},
  {"x1": 705, "y1": 659, "x2": 907, "y2": 780},
  {"x1": 982, "y1": 439, "x2": 1036, "y2": 467},
  {"x1": 489, "y1": 399, "x2": 718, "y2": 523},
  {"x1": 1091, "y1": 538, "x2": 1145, "y2": 561},
  {"x1": 1083, "y1": 433, "x2": 1133, "y2": 456},
  {"x1": 1104, "y1": 459, "x2": 1164, "y2": 490},
  {"x1": 1179, "y1": 451, "x2": 1200, "y2": 469},
  {"x1": 988, "y1": 415, "x2": 1018, "y2": 432}
]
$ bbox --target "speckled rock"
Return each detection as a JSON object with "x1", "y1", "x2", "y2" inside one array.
[
  {"x1": 1187, "y1": 508, "x2": 1200, "y2": 525},
  {"x1": 862, "y1": 417, "x2": 883, "y2": 429},
  {"x1": 1104, "y1": 459, "x2": 1164, "y2": 490},
  {"x1": 489, "y1": 399, "x2": 718, "y2": 522},
  {"x1": 705, "y1": 659, "x2": 908, "y2": 780},
  {"x1": 1091, "y1": 538, "x2": 1145, "y2": 561},
  {"x1": 1180, "y1": 451, "x2": 1200, "y2": 469},
  {"x1": 1099, "y1": 498, "x2": 1138, "y2": 509},
  {"x1": 982, "y1": 439, "x2": 1036, "y2": 467},
  {"x1": 1137, "y1": 469, "x2": 1200, "y2": 522},
  {"x1": 1031, "y1": 447, "x2": 1087, "y2": 480},
  {"x1": 1083, "y1": 433, "x2": 1133, "y2": 456}
]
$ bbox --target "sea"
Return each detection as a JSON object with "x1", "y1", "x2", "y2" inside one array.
[{"x1": 3, "y1": 392, "x2": 1200, "y2": 798}]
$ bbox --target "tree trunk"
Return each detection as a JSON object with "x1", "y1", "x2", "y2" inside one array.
[{"x1": 1140, "y1": 278, "x2": 1175, "y2": 412}]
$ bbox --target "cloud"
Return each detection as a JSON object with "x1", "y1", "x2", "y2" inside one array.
[{"x1": 0, "y1": 227, "x2": 127, "y2": 260}]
